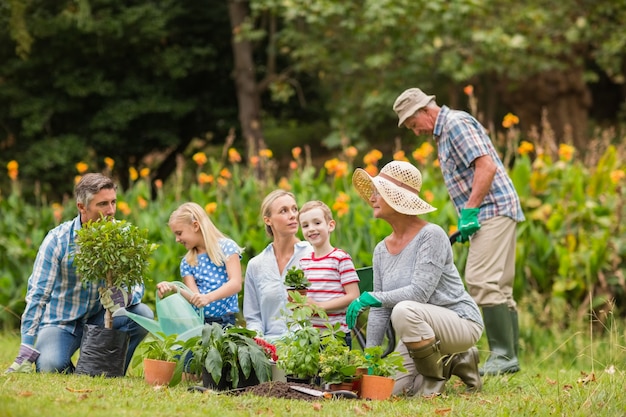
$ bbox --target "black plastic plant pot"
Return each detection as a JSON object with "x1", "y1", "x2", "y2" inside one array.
[{"x1": 75, "y1": 324, "x2": 130, "y2": 377}]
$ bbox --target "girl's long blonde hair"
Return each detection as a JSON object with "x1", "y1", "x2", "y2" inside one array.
[{"x1": 169, "y1": 202, "x2": 242, "y2": 267}]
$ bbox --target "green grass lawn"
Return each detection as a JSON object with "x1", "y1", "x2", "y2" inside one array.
[{"x1": 1, "y1": 309, "x2": 625, "y2": 417}]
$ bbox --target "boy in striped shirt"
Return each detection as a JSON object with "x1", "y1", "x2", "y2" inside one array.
[{"x1": 298, "y1": 200, "x2": 360, "y2": 347}]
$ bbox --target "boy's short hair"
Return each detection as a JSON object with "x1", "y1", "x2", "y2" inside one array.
[{"x1": 299, "y1": 200, "x2": 334, "y2": 222}]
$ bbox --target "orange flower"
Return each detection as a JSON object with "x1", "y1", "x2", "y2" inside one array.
[
  {"x1": 344, "y1": 146, "x2": 358, "y2": 159},
  {"x1": 219, "y1": 167, "x2": 232, "y2": 179},
  {"x1": 610, "y1": 169, "x2": 625, "y2": 184},
  {"x1": 140, "y1": 167, "x2": 150, "y2": 178},
  {"x1": 558, "y1": 143, "x2": 575, "y2": 162},
  {"x1": 137, "y1": 196, "x2": 148, "y2": 209},
  {"x1": 192, "y1": 152, "x2": 207, "y2": 166},
  {"x1": 393, "y1": 150, "x2": 408, "y2": 162},
  {"x1": 249, "y1": 156, "x2": 260, "y2": 167},
  {"x1": 332, "y1": 192, "x2": 350, "y2": 218},
  {"x1": 74, "y1": 175, "x2": 82, "y2": 185},
  {"x1": 7, "y1": 160, "x2": 18, "y2": 181},
  {"x1": 278, "y1": 176, "x2": 291, "y2": 190},
  {"x1": 104, "y1": 157, "x2": 115, "y2": 170},
  {"x1": 291, "y1": 147, "x2": 302, "y2": 159},
  {"x1": 154, "y1": 179, "x2": 163, "y2": 189},
  {"x1": 364, "y1": 164, "x2": 378, "y2": 176},
  {"x1": 423, "y1": 190, "x2": 434, "y2": 203},
  {"x1": 333, "y1": 161, "x2": 348, "y2": 178},
  {"x1": 205, "y1": 202, "x2": 217, "y2": 215},
  {"x1": 75, "y1": 162, "x2": 88, "y2": 174},
  {"x1": 463, "y1": 85, "x2": 474, "y2": 96},
  {"x1": 259, "y1": 149, "x2": 273, "y2": 159},
  {"x1": 129, "y1": 167, "x2": 138, "y2": 181},
  {"x1": 433, "y1": 159, "x2": 440, "y2": 168},
  {"x1": 117, "y1": 201, "x2": 131, "y2": 216},
  {"x1": 502, "y1": 113, "x2": 520, "y2": 129},
  {"x1": 517, "y1": 141, "x2": 534, "y2": 156},
  {"x1": 289, "y1": 161, "x2": 298, "y2": 170},
  {"x1": 324, "y1": 158, "x2": 339, "y2": 173},
  {"x1": 228, "y1": 148, "x2": 241, "y2": 163},
  {"x1": 198, "y1": 173, "x2": 214, "y2": 185},
  {"x1": 52, "y1": 203, "x2": 63, "y2": 223},
  {"x1": 363, "y1": 149, "x2": 383, "y2": 166},
  {"x1": 412, "y1": 142, "x2": 434, "y2": 164},
  {"x1": 217, "y1": 177, "x2": 228, "y2": 187}
]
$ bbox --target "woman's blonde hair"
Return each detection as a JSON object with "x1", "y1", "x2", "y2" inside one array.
[{"x1": 169, "y1": 202, "x2": 241, "y2": 267}]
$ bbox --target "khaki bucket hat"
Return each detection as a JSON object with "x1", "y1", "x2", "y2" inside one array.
[{"x1": 352, "y1": 161, "x2": 436, "y2": 216}]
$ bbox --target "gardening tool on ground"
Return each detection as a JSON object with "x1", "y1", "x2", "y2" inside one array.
[
  {"x1": 289, "y1": 385, "x2": 358, "y2": 399},
  {"x1": 113, "y1": 282, "x2": 203, "y2": 341}
]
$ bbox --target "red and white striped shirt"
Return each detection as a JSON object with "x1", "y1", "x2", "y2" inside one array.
[{"x1": 300, "y1": 248, "x2": 359, "y2": 332}]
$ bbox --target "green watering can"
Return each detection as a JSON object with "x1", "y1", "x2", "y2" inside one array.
[{"x1": 114, "y1": 281, "x2": 204, "y2": 341}]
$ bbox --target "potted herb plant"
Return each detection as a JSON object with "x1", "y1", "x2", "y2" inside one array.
[
  {"x1": 73, "y1": 217, "x2": 158, "y2": 377},
  {"x1": 284, "y1": 265, "x2": 310, "y2": 301},
  {"x1": 359, "y1": 345, "x2": 406, "y2": 400},
  {"x1": 132, "y1": 332, "x2": 181, "y2": 385},
  {"x1": 172, "y1": 323, "x2": 272, "y2": 390},
  {"x1": 275, "y1": 295, "x2": 326, "y2": 383}
]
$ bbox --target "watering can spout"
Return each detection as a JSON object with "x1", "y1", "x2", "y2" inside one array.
[{"x1": 114, "y1": 308, "x2": 166, "y2": 340}]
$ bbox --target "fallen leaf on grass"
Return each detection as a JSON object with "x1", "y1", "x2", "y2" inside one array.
[
  {"x1": 435, "y1": 408, "x2": 452, "y2": 415},
  {"x1": 65, "y1": 387, "x2": 93, "y2": 393},
  {"x1": 18, "y1": 391, "x2": 33, "y2": 397},
  {"x1": 546, "y1": 377, "x2": 557, "y2": 385},
  {"x1": 312, "y1": 402, "x2": 322, "y2": 411},
  {"x1": 577, "y1": 371, "x2": 596, "y2": 385}
]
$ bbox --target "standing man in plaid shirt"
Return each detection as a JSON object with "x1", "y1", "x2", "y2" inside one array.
[{"x1": 393, "y1": 88, "x2": 525, "y2": 376}]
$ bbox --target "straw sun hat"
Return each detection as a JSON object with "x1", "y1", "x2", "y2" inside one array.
[{"x1": 352, "y1": 160, "x2": 436, "y2": 216}]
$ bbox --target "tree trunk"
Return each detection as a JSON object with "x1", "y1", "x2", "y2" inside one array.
[
  {"x1": 228, "y1": 0, "x2": 266, "y2": 174},
  {"x1": 105, "y1": 273, "x2": 113, "y2": 329}
]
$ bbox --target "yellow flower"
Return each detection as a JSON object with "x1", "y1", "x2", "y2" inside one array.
[
  {"x1": 140, "y1": 167, "x2": 150, "y2": 178},
  {"x1": 74, "y1": 175, "x2": 82, "y2": 185},
  {"x1": 363, "y1": 149, "x2": 382, "y2": 166},
  {"x1": 259, "y1": 149, "x2": 273, "y2": 159},
  {"x1": 278, "y1": 176, "x2": 291, "y2": 190},
  {"x1": 558, "y1": 143, "x2": 575, "y2": 162},
  {"x1": 129, "y1": 167, "x2": 139, "y2": 181},
  {"x1": 104, "y1": 157, "x2": 115, "y2": 170},
  {"x1": 192, "y1": 152, "x2": 207, "y2": 166},
  {"x1": 292, "y1": 147, "x2": 302, "y2": 159},
  {"x1": 228, "y1": 148, "x2": 242, "y2": 163},
  {"x1": 393, "y1": 150, "x2": 408, "y2": 162},
  {"x1": 610, "y1": 169, "x2": 625, "y2": 184},
  {"x1": 75, "y1": 161, "x2": 89, "y2": 174},
  {"x1": 205, "y1": 202, "x2": 217, "y2": 215},
  {"x1": 433, "y1": 159, "x2": 440, "y2": 168},
  {"x1": 344, "y1": 146, "x2": 358, "y2": 159},
  {"x1": 117, "y1": 201, "x2": 131, "y2": 216},
  {"x1": 517, "y1": 141, "x2": 534, "y2": 156},
  {"x1": 502, "y1": 113, "x2": 520, "y2": 129},
  {"x1": 137, "y1": 196, "x2": 148, "y2": 209}
]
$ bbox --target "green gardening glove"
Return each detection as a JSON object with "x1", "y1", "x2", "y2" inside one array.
[
  {"x1": 457, "y1": 208, "x2": 481, "y2": 243},
  {"x1": 346, "y1": 292, "x2": 382, "y2": 329}
]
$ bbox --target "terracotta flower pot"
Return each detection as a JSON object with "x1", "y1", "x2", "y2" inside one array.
[
  {"x1": 143, "y1": 358, "x2": 176, "y2": 385},
  {"x1": 359, "y1": 374, "x2": 395, "y2": 400}
]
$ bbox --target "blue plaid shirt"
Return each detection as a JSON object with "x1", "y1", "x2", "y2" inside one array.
[
  {"x1": 21, "y1": 215, "x2": 145, "y2": 346},
  {"x1": 433, "y1": 106, "x2": 524, "y2": 222}
]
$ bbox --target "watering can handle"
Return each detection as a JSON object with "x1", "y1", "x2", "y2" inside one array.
[{"x1": 157, "y1": 281, "x2": 194, "y2": 299}]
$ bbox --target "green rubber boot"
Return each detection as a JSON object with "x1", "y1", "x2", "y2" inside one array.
[
  {"x1": 480, "y1": 304, "x2": 520, "y2": 376},
  {"x1": 409, "y1": 340, "x2": 448, "y2": 396},
  {"x1": 448, "y1": 346, "x2": 482, "y2": 392}
]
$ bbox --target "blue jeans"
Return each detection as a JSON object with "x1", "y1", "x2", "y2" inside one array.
[
  {"x1": 35, "y1": 303, "x2": 153, "y2": 374},
  {"x1": 204, "y1": 314, "x2": 235, "y2": 328}
]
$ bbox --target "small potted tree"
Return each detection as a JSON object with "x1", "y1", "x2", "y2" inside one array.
[
  {"x1": 284, "y1": 266, "x2": 310, "y2": 301},
  {"x1": 172, "y1": 323, "x2": 272, "y2": 390},
  {"x1": 319, "y1": 326, "x2": 365, "y2": 391},
  {"x1": 132, "y1": 332, "x2": 181, "y2": 386},
  {"x1": 73, "y1": 217, "x2": 158, "y2": 377},
  {"x1": 359, "y1": 346, "x2": 406, "y2": 400}
]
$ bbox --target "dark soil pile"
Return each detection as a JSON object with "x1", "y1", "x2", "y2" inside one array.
[{"x1": 233, "y1": 381, "x2": 319, "y2": 400}]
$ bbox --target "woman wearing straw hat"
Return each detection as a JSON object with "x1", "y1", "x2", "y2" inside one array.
[{"x1": 346, "y1": 161, "x2": 483, "y2": 396}]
